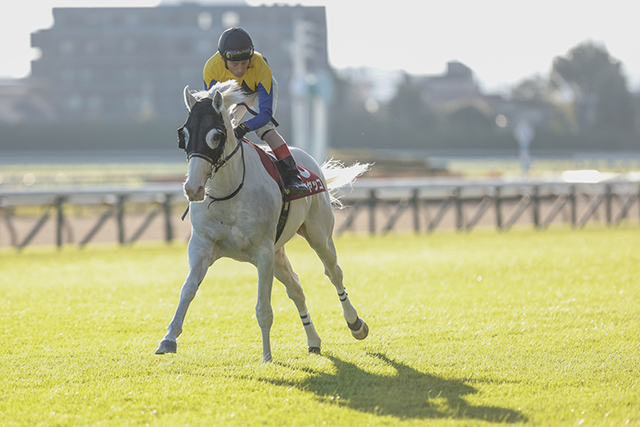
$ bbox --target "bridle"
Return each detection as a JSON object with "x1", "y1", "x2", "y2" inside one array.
[
  {"x1": 178, "y1": 98, "x2": 247, "y2": 216},
  {"x1": 205, "y1": 138, "x2": 246, "y2": 204}
]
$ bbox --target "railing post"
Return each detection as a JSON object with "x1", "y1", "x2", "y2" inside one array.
[
  {"x1": 569, "y1": 185, "x2": 577, "y2": 228},
  {"x1": 495, "y1": 186, "x2": 502, "y2": 230},
  {"x1": 55, "y1": 196, "x2": 65, "y2": 248},
  {"x1": 1, "y1": 204, "x2": 17, "y2": 247},
  {"x1": 454, "y1": 187, "x2": 463, "y2": 231},
  {"x1": 411, "y1": 188, "x2": 420, "y2": 233},
  {"x1": 368, "y1": 189, "x2": 376, "y2": 235},
  {"x1": 532, "y1": 185, "x2": 540, "y2": 229},
  {"x1": 164, "y1": 194, "x2": 173, "y2": 243},
  {"x1": 117, "y1": 195, "x2": 126, "y2": 245},
  {"x1": 605, "y1": 184, "x2": 612, "y2": 226}
]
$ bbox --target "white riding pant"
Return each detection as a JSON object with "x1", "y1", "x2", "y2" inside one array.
[{"x1": 230, "y1": 77, "x2": 286, "y2": 150}]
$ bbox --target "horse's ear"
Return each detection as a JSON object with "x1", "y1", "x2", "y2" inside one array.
[
  {"x1": 183, "y1": 86, "x2": 197, "y2": 111},
  {"x1": 213, "y1": 90, "x2": 224, "y2": 112}
]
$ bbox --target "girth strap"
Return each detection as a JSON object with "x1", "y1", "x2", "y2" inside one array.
[{"x1": 275, "y1": 193, "x2": 291, "y2": 243}]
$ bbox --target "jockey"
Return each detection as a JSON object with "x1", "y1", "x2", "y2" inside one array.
[{"x1": 203, "y1": 27, "x2": 308, "y2": 196}]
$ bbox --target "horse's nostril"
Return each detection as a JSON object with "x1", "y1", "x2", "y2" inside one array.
[
  {"x1": 183, "y1": 182, "x2": 204, "y2": 201},
  {"x1": 196, "y1": 187, "x2": 205, "y2": 199}
]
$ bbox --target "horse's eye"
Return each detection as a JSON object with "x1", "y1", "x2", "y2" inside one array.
[
  {"x1": 205, "y1": 129, "x2": 223, "y2": 148},
  {"x1": 178, "y1": 127, "x2": 189, "y2": 149}
]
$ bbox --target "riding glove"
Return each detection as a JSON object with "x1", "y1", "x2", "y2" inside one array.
[{"x1": 234, "y1": 123, "x2": 250, "y2": 140}]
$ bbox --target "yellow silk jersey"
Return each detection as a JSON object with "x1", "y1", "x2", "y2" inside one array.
[
  {"x1": 203, "y1": 52, "x2": 274, "y2": 131},
  {"x1": 203, "y1": 51, "x2": 272, "y2": 93}
]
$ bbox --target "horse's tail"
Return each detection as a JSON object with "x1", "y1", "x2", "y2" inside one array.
[{"x1": 321, "y1": 160, "x2": 371, "y2": 208}]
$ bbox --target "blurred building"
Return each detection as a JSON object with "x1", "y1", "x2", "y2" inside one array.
[
  {"x1": 0, "y1": 78, "x2": 54, "y2": 123},
  {"x1": 634, "y1": 93, "x2": 640, "y2": 136},
  {"x1": 419, "y1": 61, "x2": 483, "y2": 109},
  {"x1": 29, "y1": 3, "x2": 329, "y2": 123}
]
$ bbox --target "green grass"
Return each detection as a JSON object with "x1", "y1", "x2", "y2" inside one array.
[{"x1": 1, "y1": 227, "x2": 639, "y2": 426}]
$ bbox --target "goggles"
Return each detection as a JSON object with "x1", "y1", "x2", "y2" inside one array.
[{"x1": 222, "y1": 47, "x2": 254, "y2": 62}]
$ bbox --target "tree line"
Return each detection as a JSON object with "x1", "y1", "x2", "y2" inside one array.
[
  {"x1": 329, "y1": 41, "x2": 640, "y2": 152},
  {"x1": 1, "y1": 41, "x2": 637, "y2": 155}
]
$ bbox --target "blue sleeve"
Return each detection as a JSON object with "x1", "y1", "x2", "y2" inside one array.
[
  {"x1": 243, "y1": 83, "x2": 273, "y2": 131},
  {"x1": 205, "y1": 78, "x2": 218, "y2": 90}
]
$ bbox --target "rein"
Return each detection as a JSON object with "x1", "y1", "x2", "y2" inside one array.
[
  {"x1": 206, "y1": 139, "x2": 246, "y2": 205},
  {"x1": 180, "y1": 138, "x2": 246, "y2": 221},
  {"x1": 180, "y1": 97, "x2": 270, "y2": 221}
]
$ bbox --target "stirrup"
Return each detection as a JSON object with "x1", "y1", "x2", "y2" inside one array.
[
  {"x1": 278, "y1": 155, "x2": 309, "y2": 196},
  {"x1": 284, "y1": 180, "x2": 308, "y2": 196}
]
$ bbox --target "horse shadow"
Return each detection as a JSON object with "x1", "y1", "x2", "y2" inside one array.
[{"x1": 259, "y1": 352, "x2": 525, "y2": 423}]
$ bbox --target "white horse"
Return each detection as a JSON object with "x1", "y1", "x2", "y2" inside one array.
[{"x1": 155, "y1": 81, "x2": 370, "y2": 362}]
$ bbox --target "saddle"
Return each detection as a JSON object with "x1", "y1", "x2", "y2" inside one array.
[
  {"x1": 245, "y1": 140, "x2": 326, "y2": 241},
  {"x1": 246, "y1": 140, "x2": 325, "y2": 198}
]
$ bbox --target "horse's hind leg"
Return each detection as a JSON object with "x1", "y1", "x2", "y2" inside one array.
[
  {"x1": 275, "y1": 247, "x2": 322, "y2": 353},
  {"x1": 301, "y1": 216, "x2": 369, "y2": 341}
]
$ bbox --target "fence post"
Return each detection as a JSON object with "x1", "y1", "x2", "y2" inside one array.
[
  {"x1": 532, "y1": 185, "x2": 540, "y2": 229},
  {"x1": 411, "y1": 188, "x2": 420, "y2": 233},
  {"x1": 55, "y1": 196, "x2": 65, "y2": 248},
  {"x1": 569, "y1": 185, "x2": 577, "y2": 228},
  {"x1": 495, "y1": 186, "x2": 502, "y2": 230},
  {"x1": 368, "y1": 189, "x2": 377, "y2": 235},
  {"x1": 164, "y1": 194, "x2": 173, "y2": 243},
  {"x1": 454, "y1": 187, "x2": 463, "y2": 231},
  {"x1": 1, "y1": 205, "x2": 17, "y2": 247},
  {"x1": 117, "y1": 195, "x2": 126, "y2": 245},
  {"x1": 605, "y1": 184, "x2": 612, "y2": 226}
]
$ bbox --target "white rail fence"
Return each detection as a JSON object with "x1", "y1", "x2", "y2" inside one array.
[
  {"x1": 334, "y1": 177, "x2": 640, "y2": 235},
  {"x1": 1, "y1": 177, "x2": 639, "y2": 250}
]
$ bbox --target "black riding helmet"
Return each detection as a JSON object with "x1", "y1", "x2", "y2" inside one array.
[{"x1": 218, "y1": 27, "x2": 254, "y2": 62}]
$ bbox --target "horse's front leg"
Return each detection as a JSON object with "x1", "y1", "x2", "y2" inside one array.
[
  {"x1": 156, "y1": 239, "x2": 212, "y2": 354},
  {"x1": 255, "y1": 245, "x2": 276, "y2": 362}
]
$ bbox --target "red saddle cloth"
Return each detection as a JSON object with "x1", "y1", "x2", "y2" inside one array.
[{"x1": 247, "y1": 141, "x2": 326, "y2": 200}]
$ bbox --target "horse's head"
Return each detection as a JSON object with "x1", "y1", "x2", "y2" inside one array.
[
  {"x1": 179, "y1": 83, "x2": 243, "y2": 202},
  {"x1": 179, "y1": 86, "x2": 230, "y2": 163}
]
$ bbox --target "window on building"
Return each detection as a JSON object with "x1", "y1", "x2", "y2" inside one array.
[
  {"x1": 125, "y1": 14, "x2": 139, "y2": 27},
  {"x1": 124, "y1": 40, "x2": 136, "y2": 54},
  {"x1": 85, "y1": 40, "x2": 99, "y2": 55},
  {"x1": 197, "y1": 40, "x2": 212, "y2": 55},
  {"x1": 79, "y1": 68, "x2": 93, "y2": 83},
  {"x1": 123, "y1": 69, "x2": 138, "y2": 83},
  {"x1": 87, "y1": 96, "x2": 102, "y2": 110},
  {"x1": 59, "y1": 40, "x2": 75, "y2": 55},
  {"x1": 175, "y1": 39, "x2": 191, "y2": 55},
  {"x1": 61, "y1": 69, "x2": 75, "y2": 83},
  {"x1": 222, "y1": 11, "x2": 240, "y2": 27},
  {"x1": 67, "y1": 96, "x2": 83, "y2": 111},
  {"x1": 198, "y1": 12, "x2": 212, "y2": 30}
]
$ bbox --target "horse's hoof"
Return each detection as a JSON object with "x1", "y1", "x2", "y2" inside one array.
[
  {"x1": 309, "y1": 346, "x2": 321, "y2": 355},
  {"x1": 349, "y1": 318, "x2": 369, "y2": 340},
  {"x1": 155, "y1": 339, "x2": 177, "y2": 354}
]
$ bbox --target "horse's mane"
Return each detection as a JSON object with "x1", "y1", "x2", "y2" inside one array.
[
  {"x1": 189, "y1": 80, "x2": 247, "y2": 130},
  {"x1": 191, "y1": 80, "x2": 247, "y2": 111}
]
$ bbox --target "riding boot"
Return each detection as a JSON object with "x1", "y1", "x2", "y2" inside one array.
[{"x1": 278, "y1": 155, "x2": 308, "y2": 196}]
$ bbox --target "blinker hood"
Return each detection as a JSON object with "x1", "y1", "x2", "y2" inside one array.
[{"x1": 177, "y1": 98, "x2": 227, "y2": 164}]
